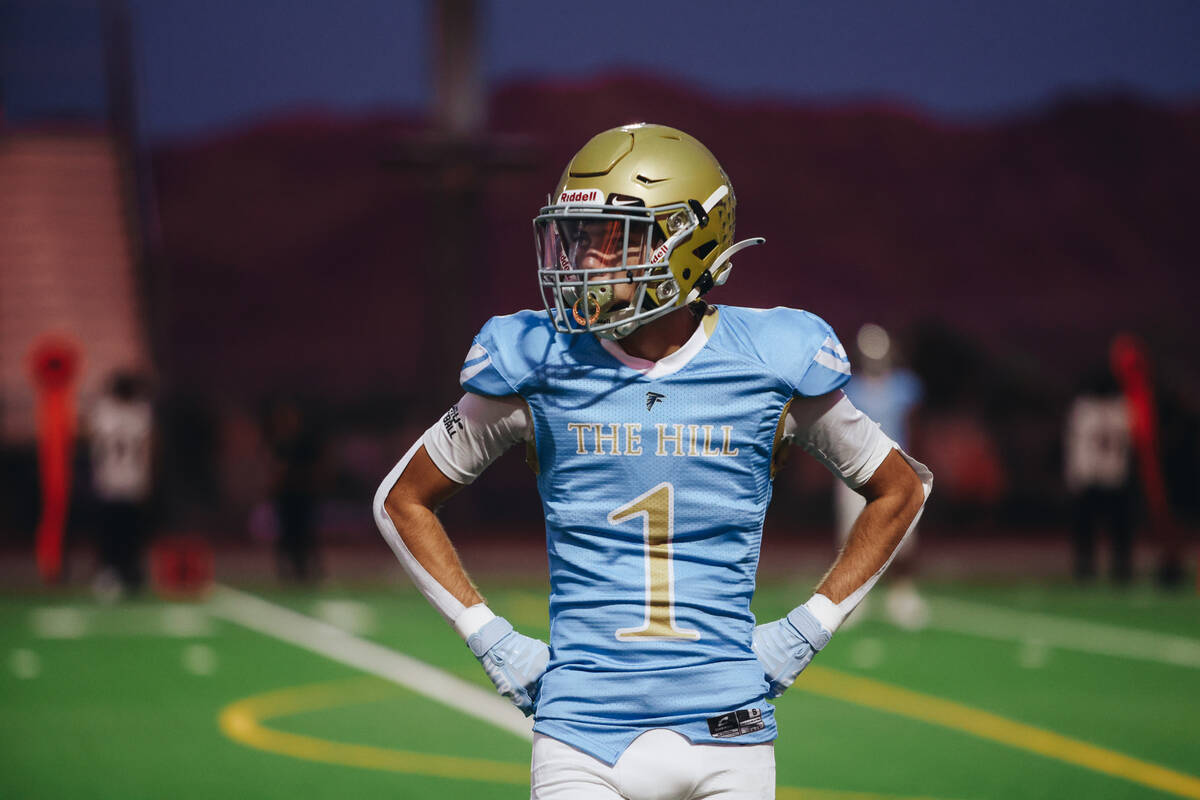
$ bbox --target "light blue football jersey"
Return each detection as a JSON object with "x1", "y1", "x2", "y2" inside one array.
[{"x1": 460, "y1": 304, "x2": 850, "y2": 765}]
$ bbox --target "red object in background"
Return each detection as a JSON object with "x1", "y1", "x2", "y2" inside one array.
[
  {"x1": 1110, "y1": 334, "x2": 1181, "y2": 567},
  {"x1": 29, "y1": 338, "x2": 81, "y2": 583},
  {"x1": 150, "y1": 537, "x2": 214, "y2": 599}
]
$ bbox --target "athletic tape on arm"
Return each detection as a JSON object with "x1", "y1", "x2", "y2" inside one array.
[
  {"x1": 372, "y1": 440, "x2": 466, "y2": 625},
  {"x1": 832, "y1": 448, "x2": 932, "y2": 623},
  {"x1": 786, "y1": 392, "x2": 934, "y2": 631},
  {"x1": 373, "y1": 394, "x2": 531, "y2": 628}
]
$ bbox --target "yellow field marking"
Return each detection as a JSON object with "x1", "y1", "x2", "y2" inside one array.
[
  {"x1": 800, "y1": 665, "x2": 1200, "y2": 800},
  {"x1": 218, "y1": 677, "x2": 947, "y2": 799},
  {"x1": 218, "y1": 677, "x2": 528, "y2": 785}
]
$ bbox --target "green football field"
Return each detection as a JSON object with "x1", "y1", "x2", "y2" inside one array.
[{"x1": 2, "y1": 575, "x2": 1198, "y2": 800}]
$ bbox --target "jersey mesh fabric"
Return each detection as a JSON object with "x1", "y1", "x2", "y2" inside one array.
[{"x1": 460, "y1": 306, "x2": 849, "y2": 765}]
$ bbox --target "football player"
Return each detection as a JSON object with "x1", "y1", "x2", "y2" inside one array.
[{"x1": 375, "y1": 123, "x2": 932, "y2": 799}]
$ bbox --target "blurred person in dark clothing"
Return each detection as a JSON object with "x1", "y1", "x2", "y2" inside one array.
[
  {"x1": 1064, "y1": 366, "x2": 1134, "y2": 583},
  {"x1": 89, "y1": 371, "x2": 154, "y2": 598},
  {"x1": 265, "y1": 399, "x2": 323, "y2": 582}
]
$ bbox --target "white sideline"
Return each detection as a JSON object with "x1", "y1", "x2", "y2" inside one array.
[
  {"x1": 925, "y1": 595, "x2": 1200, "y2": 669},
  {"x1": 206, "y1": 584, "x2": 534, "y2": 741}
]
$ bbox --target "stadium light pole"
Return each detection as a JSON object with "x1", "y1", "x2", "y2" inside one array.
[{"x1": 386, "y1": 0, "x2": 537, "y2": 417}]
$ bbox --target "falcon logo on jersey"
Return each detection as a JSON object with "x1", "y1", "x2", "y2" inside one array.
[
  {"x1": 645, "y1": 392, "x2": 665, "y2": 410},
  {"x1": 558, "y1": 189, "x2": 602, "y2": 204}
]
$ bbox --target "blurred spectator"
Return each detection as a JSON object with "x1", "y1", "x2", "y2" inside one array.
[
  {"x1": 835, "y1": 324, "x2": 928, "y2": 629},
  {"x1": 264, "y1": 399, "x2": 324, "y2": 583},
  {"x1": 1109, "y1": 334, "x2": 1185, "y2": 587},
  {"x1": 1064, "y1": 365, "x2": 1134, "y2": 583},
  {"x1": 88, "y1": 371, "x2": 154, "y2": 599}
]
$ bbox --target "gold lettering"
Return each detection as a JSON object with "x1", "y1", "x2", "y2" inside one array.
[
  {"x1": 687, "y1": 424, "x2": 700, "y2": 456},
  {"x1": 624, "y1": 423, "x2": 642, "y2": 456},
  {"x1": 701, "y1": 425, "x2": 723, "y2": 456},
  {"x1": 655, "y1": 423, "x2": 685, "y2": 456},
  {"x1": 567, "y1": 423, "x2": 590, "y2": 454},
  {"x1": 611, "y1": 482, "x2": 700, "y2": 641},
  {"x1": 721, "y1": 425, "x2": 739, "y2": 456},
  {"x1": 595, "y1": 423, "x2": 620, "y2": 455}
]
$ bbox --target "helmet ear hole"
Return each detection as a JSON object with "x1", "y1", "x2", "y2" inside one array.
[{"x1": 692, "y1": 240, "x2": 717, "y2": 261}]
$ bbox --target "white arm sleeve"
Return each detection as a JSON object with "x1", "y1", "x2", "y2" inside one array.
[
  {"x1": 372, "y1": 439, "x2": 466, "y2": 626},
  {"x1": 421, "y1": 393, "x2": 532, "y2": 484},
  {"x1": 372, "y1": 394, "x2": 532, "y2": 637},
  {"x1": 784, "y1": 392, "x2": 934, "y2": 633}
]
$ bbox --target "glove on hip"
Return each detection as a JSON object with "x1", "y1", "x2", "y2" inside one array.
[
  {"x1": 468, "y1": 616, "x2": 549, "y2": 716},
  {"x1": 752, "y1": 605, "x2": 831, "y2": 699}
]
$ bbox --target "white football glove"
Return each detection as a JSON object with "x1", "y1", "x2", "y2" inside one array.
[
  {"x1": 752, "y1": 605, "x2": 832, "y2": 699},
  {"x1": 467, "y1": 616, "x2": 549, "y2": 716}
]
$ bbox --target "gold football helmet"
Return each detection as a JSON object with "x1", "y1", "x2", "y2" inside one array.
[{"x1": 534, "y1": 123, "x2": 764, "y2": 339}]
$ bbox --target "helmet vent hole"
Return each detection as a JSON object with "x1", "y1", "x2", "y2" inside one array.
[
  {"x1": 692, "y1": 240, "x2": 718, "y2": 260},
  {"x1": 682, "y1": 269, "x2": 691, "y2": 279},
  {"x1": 636, "y1": 174, "x2": 667, "y2": 185}
]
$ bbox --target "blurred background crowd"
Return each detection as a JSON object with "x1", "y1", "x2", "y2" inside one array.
[{"x1": 1, "y1": 0, "x2": 1197, "y2": 596}]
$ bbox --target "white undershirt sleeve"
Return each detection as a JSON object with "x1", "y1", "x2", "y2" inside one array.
[
  {"x1": 422, "y1": 393, "x2": 532, "y2": 485},
  {"x1": 372, "y1": 393, "x2": 533, "y2": 639},
  {"x1": 784, "y1": 391, "x2": 895, "y2": 489},
  {"x1": 784, "y1": 391, "x2": 934, "y2": 633}
]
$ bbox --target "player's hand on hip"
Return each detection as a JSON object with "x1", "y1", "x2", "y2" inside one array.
[
  {"x1": 468, "y1": 616, "x2": 549, "y2": 716},
  {"x1": 752, "y1": 605, "x2": 832, "y2": 698}
]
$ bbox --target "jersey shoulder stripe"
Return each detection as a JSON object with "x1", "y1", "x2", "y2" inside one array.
[
  {"x1": 714, "y1": 305, "x2": 851, "y2": 397},
  {"x1": 459, "y1": 310, "x2": 562, "y2": 397}
]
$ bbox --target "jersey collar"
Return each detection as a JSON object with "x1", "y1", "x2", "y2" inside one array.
[{"x1": 597, "y1": 307, "x2": 719, "y2": 379}]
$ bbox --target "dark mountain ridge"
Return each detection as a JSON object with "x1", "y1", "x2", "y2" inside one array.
[{"x1": 151, "y1": 75, "x2": 1200, "y2": 403}]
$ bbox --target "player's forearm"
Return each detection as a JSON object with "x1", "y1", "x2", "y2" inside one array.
[
  {"x1": 381, "y1": 493, "x2": 484, "y2": 608},
  {"x1": 373, "y1": 440, "x2": 485, "y2": 627},
  {"x1": 816, "y1": 480, "x2": 924, "y2": 603},
  {"x1": 801, "y1": 448, "x2": 931, "y2": 633}
]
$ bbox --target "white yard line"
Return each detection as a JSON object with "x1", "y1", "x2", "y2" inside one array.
[
  {"x1": 206, "y1": 584, "x2": 534, "y2": 741},
  {"x1": 925, "y1": 595, "x2": 1200, "y2": 669},
  {"x1": 29, "y1": 606, "x2": 213, "y2": 638}
]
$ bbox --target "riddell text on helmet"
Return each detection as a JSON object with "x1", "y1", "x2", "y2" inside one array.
[{"x1": 558, "y1": 189, "x2": 602, "y2": 203}]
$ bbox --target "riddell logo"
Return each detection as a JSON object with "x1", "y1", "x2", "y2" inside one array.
[{"x1": 558, "y1": 189, "x2": 602, "y2": 203}]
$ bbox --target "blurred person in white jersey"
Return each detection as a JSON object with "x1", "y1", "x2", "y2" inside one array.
[
  {"x1": 89, "y1": 370, "x2": 154, "y2": 598},
  {"x1": 375, "y1": 124, "x2": 932, "y2": 798},
  {"x1": 1064, "y1": 364, "x2": 1134, "y2": 583},
  {"x1": 833, "y1": 323, "x2": 928, "y2": 629}
]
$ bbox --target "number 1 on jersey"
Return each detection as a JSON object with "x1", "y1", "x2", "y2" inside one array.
[{"x1": 610, "y1": 482, "x2": 700, "y2": 641}]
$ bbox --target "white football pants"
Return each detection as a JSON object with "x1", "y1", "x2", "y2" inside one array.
[{"x1": 530, "y1": 729, "x2": 775, "y2": 800}]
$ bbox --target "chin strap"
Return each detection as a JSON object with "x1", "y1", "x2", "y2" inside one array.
[{"x1": 685, "y1": 236, "x2": 766, "y2": 303}]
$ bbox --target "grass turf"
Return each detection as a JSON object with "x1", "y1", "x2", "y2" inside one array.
[{"x1": 1, "y1": 578, "x2": 1197, "y2": 799}]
